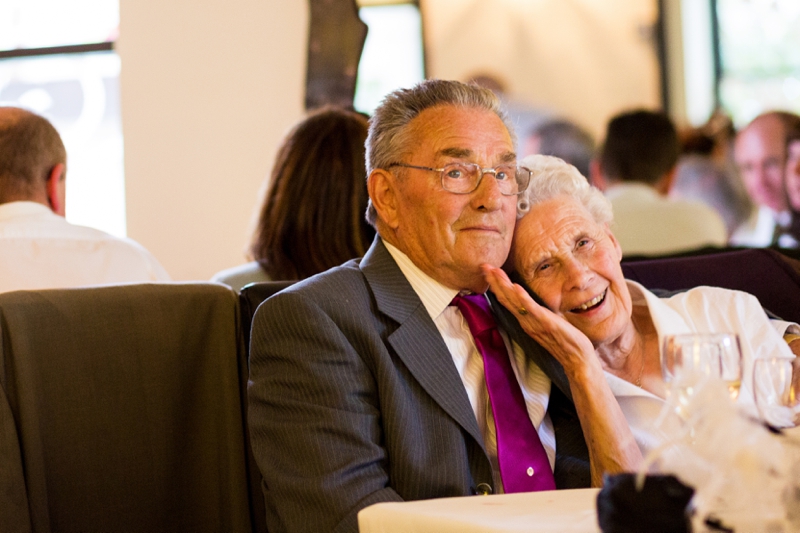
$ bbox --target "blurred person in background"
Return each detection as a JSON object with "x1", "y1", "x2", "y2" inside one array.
[
  {"x1": 212, "y1": 106, "x2": 375, "y2": 290},
  {"x1": 672, "y1": 118, "x2": 752, "y2": 240},
  {"x1": 522, "y1": 118, "x2": 595, "y2": 179},
  {"x1": 0, "y1": 106, "x2": 170, "y2": 292},
  {"x1": 732, "y1": 111, "x2": 800, "y2": 246},
  {"x1": 591, "y1": 109, "x2": 727, "y2": 257},
  {"x1": 467, "y1": 72, "x2": 550, "y2": 146},
  {"x1": 775, "y1": 120, "x2": 800, "y2": 248}
]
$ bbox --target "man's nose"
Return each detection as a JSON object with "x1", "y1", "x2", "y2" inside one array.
[{"x1": 471, "y1": 170, "x2": 506, "y2": 210}]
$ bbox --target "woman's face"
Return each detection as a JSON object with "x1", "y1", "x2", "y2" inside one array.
[
  {"x1": 785, "y1": 140, "x2": 800, "y2": 212},
  {"x1": 512, "y1": 195, "x2": 632, "y2": 346}
]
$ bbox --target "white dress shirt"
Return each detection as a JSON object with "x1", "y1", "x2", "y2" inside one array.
[
  {"x1": 729, "y1": 205, "x2": 790, "y2": 248},
  {"x1": 0, "y1": 201, "x2": 170, "y2": 292},
  {"x1": 383, "y1": 240, "x2": 555, "y2": 489},
  {"x1": 605, "y1": 280, "x2": 796, "y2": 459}
]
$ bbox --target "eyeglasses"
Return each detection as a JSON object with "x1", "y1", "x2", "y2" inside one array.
[{"x1": 387, "y1": 162, "x2": 532, "y2": 196}]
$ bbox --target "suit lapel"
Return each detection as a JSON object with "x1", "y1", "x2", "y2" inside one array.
[{"x1": 360, "y1": 239, "x2": 485, "y2": 447}]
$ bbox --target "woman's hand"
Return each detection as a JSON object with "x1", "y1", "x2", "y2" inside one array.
[
  {"x1": 483, "y1": 264, "x2": 643, "y2": 485},
  {"x1": 482, "y1": 264, "x2": 599, "y2": 378}
]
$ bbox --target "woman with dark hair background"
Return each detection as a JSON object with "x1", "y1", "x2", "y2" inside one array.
[{"x1": 212, "y1": 106, "x2": 375, "y2": 290}]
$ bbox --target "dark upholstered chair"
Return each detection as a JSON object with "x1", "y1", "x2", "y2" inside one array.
[
  {"x1": 238, "y1": 280, "x2": 294, "y2": 533},
  {"x1": 239, "y1": 281, "x2": 295, "y2": 357},
  {"x1": 0, "y1": 283, "x2": 257, "y2": 532},
  {"x1": 621, "y1": 248, "x2": 800, "y2": 324}
]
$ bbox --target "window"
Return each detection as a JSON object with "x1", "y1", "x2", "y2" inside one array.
[
  {"x1": 715, "y1": 0, "x2": 800, "y2": 126},
  {"x1": 0, "y1": 0, "x2": 125, "y2": 237},
  {"x1": 354, "y1": 1, "x2": 425, "y2": 115}
]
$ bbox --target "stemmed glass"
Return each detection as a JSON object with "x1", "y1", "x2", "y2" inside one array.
[
  {"x1": 661, "y1": 333, "x2": 743, "y2": 417},
  {"x1": 753, "y1": 357, "x2": 800, "y2": 428}
]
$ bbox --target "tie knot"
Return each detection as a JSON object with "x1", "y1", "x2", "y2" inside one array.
[{"x1": 451, "y1": 293, "x2": 495, "y2": 336}]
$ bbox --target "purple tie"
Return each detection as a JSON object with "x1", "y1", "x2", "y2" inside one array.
[{"x1": 452, "y1": 293, "x2": 556, "y2": 493}]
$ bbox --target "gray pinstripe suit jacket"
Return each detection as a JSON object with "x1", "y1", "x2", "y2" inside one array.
[{"x1": 247, "y1": 238, "x2": 590, "y2": 533}]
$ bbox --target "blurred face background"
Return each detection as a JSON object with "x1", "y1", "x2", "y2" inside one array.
[
  {"x1": 786, "y1": 139, "x2": 800, "y2": 212},
  {"x1": 735, "y1": 116, "x2": 789, "y2": 212}
]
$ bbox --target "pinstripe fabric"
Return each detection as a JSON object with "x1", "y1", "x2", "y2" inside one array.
[
  {"x1": 247, "y1": 239, "x2": 590, "y2": 533},
  {"x1": 247, "y1": 239, "x2": 493, "y2": 533},
  {"x1": 384, "y1": 240, "x2": 556, "y2": 481}
]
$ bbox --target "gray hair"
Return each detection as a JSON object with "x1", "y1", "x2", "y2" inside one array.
[
  {"x1": 517, "y1": 154, "x2": 613, "y2": 225},
  {"x1": 365, "y1": 79, "x2": 516, "y2": 225}
]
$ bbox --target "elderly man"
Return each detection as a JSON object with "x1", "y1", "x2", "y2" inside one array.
[
  {"x1": 732, "y1": 111, "x2": 800, "y2": 246},
  {"x1": 0, "y1": 107, "x2": 169, "y2": 291},
  {"x1": 247, "y1": 80, "x2": 638, "y2": 533}
]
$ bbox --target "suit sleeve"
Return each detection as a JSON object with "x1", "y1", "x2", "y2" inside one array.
[{"x1": 247, "y1": 289, "x2": 403, "y2": 533}]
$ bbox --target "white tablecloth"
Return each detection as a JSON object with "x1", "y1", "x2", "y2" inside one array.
[{"x1": 358, "y1": 488, "x2": 601, "y2": 533}]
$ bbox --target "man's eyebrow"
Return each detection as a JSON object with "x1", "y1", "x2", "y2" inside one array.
[
  {"x1": 435, "y1": 148, "x2": 518, "y2": 163},
  {"x1": 437, "y1": 147, "x2": 473, "y2": 159},
  {"x1": 498, "y1": 151, "x2": 517, "y2": 163}
]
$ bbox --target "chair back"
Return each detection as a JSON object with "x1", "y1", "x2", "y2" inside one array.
[
  {"x1": 0, "y1": 283, "x2": 255, "y2": 532},
  {"x1": 621, "y1": 248, "x2": 800, "y2": 324}
]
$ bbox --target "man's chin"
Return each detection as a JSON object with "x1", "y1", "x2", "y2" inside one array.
[{"x1": 460, "y1": 244, "x2": 511, "y2": 269}]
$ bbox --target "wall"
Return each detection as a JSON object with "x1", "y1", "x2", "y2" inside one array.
[
  {"x1": 118, "y1": 0, "x2": 308, "y2": 281},
  {"x1": 422, "y1": 0, "x2": 662, "y2": 139}
]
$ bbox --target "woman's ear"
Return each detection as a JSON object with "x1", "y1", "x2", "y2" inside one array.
[{"x1": 368, "y1": 168, "x2": 400, "y2": 230}]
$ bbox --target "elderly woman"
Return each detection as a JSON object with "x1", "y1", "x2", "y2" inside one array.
[{"x1": 483, "y1": 155, "x2": 797, "y2": 460}]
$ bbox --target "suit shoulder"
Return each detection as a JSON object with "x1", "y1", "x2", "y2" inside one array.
[{"x1": 266, "y1": 259, "x2": 373, "y2": 312}]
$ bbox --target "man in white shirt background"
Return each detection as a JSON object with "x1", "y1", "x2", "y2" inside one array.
[
  {"x1": 0, "y1": 106, "x2": 170, "y2": 292},
  {"x1": 591, "y1": 109, "x2": 727, "y2": 257}
]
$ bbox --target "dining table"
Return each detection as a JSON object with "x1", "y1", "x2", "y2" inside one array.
[{"x1": 357, "y1": 488, "x2": 602, "y2": 533}]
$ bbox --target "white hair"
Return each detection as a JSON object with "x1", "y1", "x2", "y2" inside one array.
[{"x1": 517, "y1": 154, "x2": 613, "y2": 225}]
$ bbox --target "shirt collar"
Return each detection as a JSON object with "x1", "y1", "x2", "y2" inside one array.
[
  {"x1": 0, "y1": 201, "x2": 56, "y2": 221},
  {"x1": 627, "y1": 280, "x2": 694, "y2": 344},
  {"x1": 606, "y1": 281, "x2": 694, "y2": 398},
  {"x1": 605, "y1": 182, "x2": 659, "y2": 201},
  {"x1": 382, "y1": 238, "x2": 460, "y2": 321}
]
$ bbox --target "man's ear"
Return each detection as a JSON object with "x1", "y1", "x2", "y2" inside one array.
[
  {"x1": 46, "y1": 163, "x2": 66, "y2": 216},
  {"x1": 655, "y1": 167, "x2": 677, "y2": 196},
  {"x1": 590, "y1": 159, "x2": 606, "y2": 190},
  {"x1": 368, "y1": 168, "x2": 400, "y2": 230}
]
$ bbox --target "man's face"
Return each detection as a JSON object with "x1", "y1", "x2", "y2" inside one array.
[
  {"x1": 512, "y1": 196, "x2": 631, "y2": 346},
  {"x1": 786, "y1": 140, "x2": 800, "y2": 212},
  {"x1": 385, "y1": 105, "x2": 518, "y2": 292},
  {"x1": 735, "y1": 116, "x2": 788, "y2": 212}
]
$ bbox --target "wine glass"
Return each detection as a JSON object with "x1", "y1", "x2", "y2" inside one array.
[
  {"x1": 753, "y1": 357, "x2": 800, "y2": 428},
  {"x1": 661, "y1": 333, "x2": 743, "y2": 415}
]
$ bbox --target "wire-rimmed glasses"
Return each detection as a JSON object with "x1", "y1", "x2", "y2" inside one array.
[{"x1": 387, "y1": 162, "x2": 532, "y2": 196}]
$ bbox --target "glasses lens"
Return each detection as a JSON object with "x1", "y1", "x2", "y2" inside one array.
[
  {"x1": 441, "y1": 163, "x2": 479, "y2": 193},
  {"x1": 515, "y1": 166, "x2": 532, "y2": 194}
]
